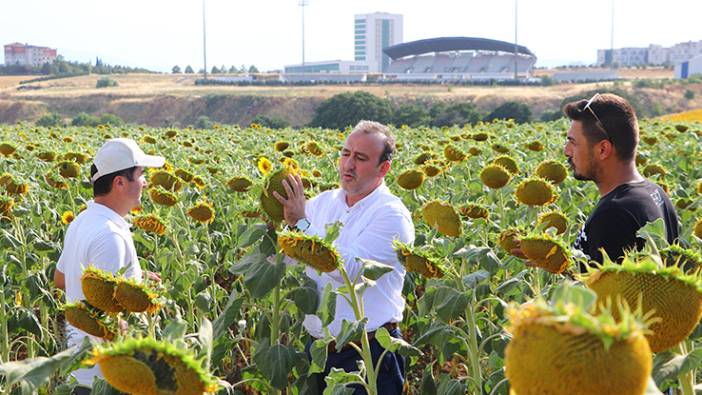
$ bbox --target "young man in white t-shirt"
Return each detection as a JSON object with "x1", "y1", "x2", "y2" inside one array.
[{"x1": 53, "y1": 138, "x2": 164, "y2": 394}]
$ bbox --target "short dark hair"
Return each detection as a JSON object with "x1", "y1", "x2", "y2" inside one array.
[
  {"x1": 351, "y1": 120, "x2": 396, "y2": 164},
  {"x1": 91, "y1": 165, "x2": 137, "y2": 196},
  {"x1": 563, "y1": 93, "x2": 639, "y2": 161}
]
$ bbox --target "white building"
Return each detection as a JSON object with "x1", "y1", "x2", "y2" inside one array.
[
  {"x1": 675, "y1": 54, "x2": 702, "y2": 79},
  {"x1": 354, "y1": 12, "x2": 403, "y2": 72},
  {"x1": 597, "y1": 40, "x2": 702, "y2": 67},
  {"x1": 4, "y1": 42, "x2": 57, "y2": 67},
  {"x1": 284, "y1": 60, "x2": 370, "y2": 73}
]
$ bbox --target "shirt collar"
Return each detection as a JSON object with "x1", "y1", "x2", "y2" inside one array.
[
  {"x1": 87, "y1": 200, "x2": 131, "y2": 230},
  {"x1": 337, "y1": 182, "x2": 388, "y2": 210}
]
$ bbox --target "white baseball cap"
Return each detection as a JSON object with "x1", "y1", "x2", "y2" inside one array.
[{"x1": 91, "y1": 138, "x2": 165, "y2": 183}]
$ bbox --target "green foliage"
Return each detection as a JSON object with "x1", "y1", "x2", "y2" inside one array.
[
  {"x1": 540, "y1": 109, "x2": 563, "y2": 122},
  {"x1": 393, "y1": 103, "x2": 431, "y2": 127},
  {"x1": 35, "y1": 113, "x2": 64, "y2": 127},
  {"x1": 311, "y1": 91, "x2": 393, "y2": 129},
  {"x1": 251, "y1": 114, "x2": 289, "y2": 129},
  {"x1": 71, "y1": 112, "x2": 122, "y2": 127},
  {"x1": 95, "y1": 77, "x2": 118, "y2": 88},
  {"x1": 485, "y1": 101, "x2": 532, "y2": 123},
  {"x1": 430, "y1": 101, "x2": 481, "y2": 127},
  {"x1": 684, "y1": 89, "x2": 695, "y2": 100},
  {"x1": 184, "y1": 65, "x2": 194, "y2": 74},
  {"x1": 172, "y1": 65, "x2": 181, "y2": 74},
  {"x1": 194, "y1": 115, "x2": 213, "y2": 129}
]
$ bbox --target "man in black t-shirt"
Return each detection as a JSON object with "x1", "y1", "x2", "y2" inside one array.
[{"x1": 562, "y1": 93, "x2": 679, "y2": 271}]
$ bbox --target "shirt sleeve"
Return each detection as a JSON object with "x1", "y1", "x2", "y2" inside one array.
[
  {"x1": 585, "y1": 208, "x2": 641, "y2": 264},
  {"x1": 325, "y1": 208, "x2": 414, "y2": 284},
  {"x1": 86, "y1": 231, "x2": 132, "y2": 274}
]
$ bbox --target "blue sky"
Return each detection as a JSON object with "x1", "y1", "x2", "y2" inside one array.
[{"x1": 1, "y1": 0, "x2": 700, "y2": 71}]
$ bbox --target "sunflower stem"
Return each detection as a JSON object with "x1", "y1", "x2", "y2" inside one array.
[
  {"x1": 0, "y1": 285, "x2": 9, "y2": 363},
  {"x1": 459, "y1": 280, "x2": 482, "y2": 392},
  {"x1": 338, "y1": 264, "x2": 377, "y2": 395},
  {"x1": 678, "y1": 341, "x2": 695, "y2": 395}
]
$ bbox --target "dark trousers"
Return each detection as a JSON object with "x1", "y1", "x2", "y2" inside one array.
[
  {"x1": 72, "y1": 387, "x2": 91, "y2": 395},
  {"x1": 305, "y1": 327, "x2": 405, "y2": 395}
]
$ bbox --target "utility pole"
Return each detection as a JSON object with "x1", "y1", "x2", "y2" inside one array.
[
  {"x1": 203, "y1": 0, "x2": 208, "y2": 79},
  {"x1": 299, "y1": 0, "x2": 308, "y2": 66},
  {"x1": 610, "y1": 0, "x2": 615, "y2": 69}
]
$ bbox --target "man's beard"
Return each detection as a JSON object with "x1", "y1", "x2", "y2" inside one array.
[{"x1": 568, "y1": 157, "x2": 597, "y2": 182}]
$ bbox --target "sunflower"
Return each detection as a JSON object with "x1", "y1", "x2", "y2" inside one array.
[
  {"x1": 422, "y1": 200, "x2": 462, "y2": 237},
  {"x1": 492, "y1": 155, "x2": 519, "y2": 175},
  {"x1": 535, "y1": 160, "x2": 568, "y2": 184},
  {"x1": 396, "y1": 169, "x2": 425, "y2": 190},
  {"x1": 519, "y1": 234, "x2": 571, "y2": 274},
  {"x1": 643, "y1": 163, "x2": 666, "y2": 177},
  {"x1": 515, "y1": 177, "x2": 557, "y2": 206},
  {"x1": 584, "y1": 254, "x2": 702, "y2": 352},
  {"x1": 694, "y1": 218, "x2": 702, "y2": 239},
  {"x1": 141, "y1": 135, "x2": 157, "y2": 144},
  {"x1": 63, "y1": 152, "x2": 90, "y2": 164},
  {"x1": 0, "y1": 194, "x2": 14, "y2": 220},
  {"x1": 149, "y1": 186, "x2": 178, "y2": 207},
  {"x1": 37, "y1": 151, "x2": 57, "y2": 162},
  {"x1": 393, "y1": 240, "x2": 445, "y2": 278},
  {"x1": 45, "y1": 172, "x2": 68, "y2": 190},
  {"x1": 537, "y1": 210, "x2": 568, "y2": 234},
  {"x1": 525, "y1": 140, "x2": 544, "y2": 151},
  {"x1": 61, "y1": 211, "x2": 75, "y2": 225},
  {"x1": 278, "y1": 231, "x2": 341, "y2": 273},
  {"x1": 174, "y1": 168, "x2": 195, "y2": 183},
  {"x1": 505, "y1": 300, "x2": 651, "y2": 395},
  {"x1": 444, "y1": 145, "x2": 467, "y2": 162},
  {"x1": 84, "y1": 337, "x2": 219, "y2": 395},
  {"x1": 260, "y1": 165, "x2": 299, "y2": 223},
  {"x1": 187, "y1": 201, "x2": 215, "y2": 224},
  {"x1": 459, "y1": 203, "x2": 489, "y2": 220},
  {"x1": 0, "y1": 143, "x2": 16, "y2": 156},
  {"x1": 497, "y1": 227, "x2": 524, "y2": 256},
  {"x1": 480, "y1": 164, "x2": 511, "y2": 189},
  {"x1": 81, "y1": 267, "x2": 124, "y2": 313},
  {"x1": 114, "y1": 279, "x2": 160, "y2": 314},
  {"x1": 149, "y1": 170, "x2": 183, "y2": 192},
  {"x1": 414, "y1": 152, "x2": 434, "y2": 165},
  {"x1": 275, "y1": 141, "x2": 290, "y2": 152},
  {"x1": 133, "y1": 213, "x2": 167, "y2": 236},
  {"x1": 57, "y1": 161, "x2": 81, "y2": 179},
  {"x1": 306, "y1": 141, "x2": 324, "y2": 156},
  {"x1": 227, "y1": 176, "x2": 253, "y2": 192},
  {"x1": 64, "y1": 301, "x2": 118, "y2": 340},
  {"x1": 258, "y1": 157, "x2": 273, "y2": 176}
]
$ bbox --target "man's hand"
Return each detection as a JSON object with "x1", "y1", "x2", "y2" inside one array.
[
  {"x1": 145, "y1": 271, "x2": 161, "y2": 283},
  {"x1": 273, "y1": 173, "x2": 307, "y2": 227},
  {"x1": 510, "y1": 243, "x2": 537, "y2": 268}
]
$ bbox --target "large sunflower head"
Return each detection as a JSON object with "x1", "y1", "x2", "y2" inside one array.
[
  {"x1": 421, "y1": 200, "x2": 462, "y2": 237},
  {"x1": 535, "y1": 160, "x2": 568, "y2": 184},
  {"x1": 444, "y1": 145, "x2": 467, "y2": 162},
  {"x1": 459, "y1": 203, "x2": 489, "y2": 220},
  {"x1": 396, "y1": 169, "x2": 425, "y2": 190},
  {"x1": 515, "y1": 177, "x2": 558, "y2": 206},
  {"x1": 393, "y1": 240, "x2": 446, "y2": 279},
  {"x1": 492, "y1": 155, "x2": 519, "y2": 175},
  {"x1": 227, "y1": 176, "x2": 254, "y2": 193},
  {"x1": 0, "y1": 142, "x2": 16, "y2": 157},
  {"x1": 57, "y1": 161, "x2": 81, "y2": 179},
  {"x1": 81, "y1": 267, "x2": 124, "y2": 314},
  {"x1": 537, "y1": 210, "x2": 568, "y2": 235},
  {"x1": 64, "y1": 301, "x2": 118, "y2": 340},
  {"x1": 505, "y1": 300, "x2": 651, "y2": 395},
  {"x1": 496, "y1": 227, "x2": 525, "y2": 256},
  {"x1": 660, "y1": 243, "x2": 702, "y2": 273},
  {"x1": 83, "y1": 337, "x2": 219, "y2": 395},
  {"x1": 174, "y1": 168, "x2": 195, "y2": 183},
  {"x1": 278, "y1": 231, "x2": 341, "y2": 273},
  {"x1": 479, "y1": 164, "x2": 511, "y2": 189},
  {"x1": 133, "y1": 213, "x2": 167, "y2": 236},
  {"x1": 583, "y1": 254, "x2": 702, "y2": 352},
  {"x1": 260, "y1": 163, "x2": 299, "y2": 223},
  {"x1": 519, "y1": 233, "x2": 571, "y2": 274},
  {"x1": 148, "y1": 186, "x2": 178, "y2": 207},
  {"x1": 187, "y1": 201, "x2": 216, "y2": 225},
  {"x1": 149, "y1": 170, "x2": 183, "y2": 192},
  {"x1": 114, "y1": 279, "x2": 160, "y2": 314}
]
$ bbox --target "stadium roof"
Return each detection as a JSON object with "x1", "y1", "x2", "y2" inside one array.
[{"x1": 384, "y1": 37, "x2": 535, "y2": 59}]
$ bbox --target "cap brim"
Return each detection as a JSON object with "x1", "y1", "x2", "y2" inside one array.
[{"x1": 137, "y1": 155, "x2": 165, "y2": 168}]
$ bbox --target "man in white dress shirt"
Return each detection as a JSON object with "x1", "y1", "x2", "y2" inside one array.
[
  {"x1": 53, "y1": 138, "x2": 164, "y2": 394},
  {"x1": 274, "y1": 120, "x2": 414, "y2": 394}
]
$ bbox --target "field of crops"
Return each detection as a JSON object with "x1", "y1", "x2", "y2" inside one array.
[{"x1": 0, "y1": 118, "x2": 700, "y2": 395}]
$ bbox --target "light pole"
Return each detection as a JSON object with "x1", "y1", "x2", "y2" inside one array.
[
  {"x1": 299, "y1": 0, "x2": 308, "y2": 66},
  {"x1": 202, "y1": 0, "x2": 208, "y2": 79},
  {"x1": 514, "y1": 0, "x2": 518, "y2": 80}
]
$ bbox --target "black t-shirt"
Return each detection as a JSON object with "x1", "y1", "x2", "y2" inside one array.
[{"x1": 573, "y1": 180, "x2": 679, "y2": 271}]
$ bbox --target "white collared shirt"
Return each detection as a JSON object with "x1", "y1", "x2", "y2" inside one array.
[
  {"x1": 56, "y1": 200, "x2": 142, "y2": 386},
  {"x1": 300, "y1": 183, "x2": 414, "y2": 338}
]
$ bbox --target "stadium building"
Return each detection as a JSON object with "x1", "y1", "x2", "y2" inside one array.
[{"x1": 383, "y1": 37, "x2": 536, "y2": 81}]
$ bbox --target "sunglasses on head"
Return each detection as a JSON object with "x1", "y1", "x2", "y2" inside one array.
[{"x1": 581, "y1": 93, "x2": 610, "y2": 141}]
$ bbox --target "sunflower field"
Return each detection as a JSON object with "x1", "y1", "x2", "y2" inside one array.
[{"x1": 0, "y1": 118, "x2": 701, "y2": 395}]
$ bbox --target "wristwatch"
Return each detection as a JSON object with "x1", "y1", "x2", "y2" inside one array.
[{"x1": 294, "y1": 217, "x2": 311, "y2": 232}]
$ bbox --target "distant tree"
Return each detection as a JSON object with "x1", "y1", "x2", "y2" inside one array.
[
  {"x1": 72, "y1": 112, "x2": 100, "y2": 127},
  {"x1": 252, "y1": 114, "x2": 289, "y2": 129},
  {"x1": 430, "y1": 101, "x2": 481, "y2": 127},
  {"x1": 220, "y1": 65, "x2": 226, "y2": 74},
  {"x1": 194, "y1": 115, "x2": 213, "y2": 129},
  {"x1": 184, "y1": 65, "x2": 194, "y2": 74},
  {"x1": 98, "y1": 113, "x2": 124, "y2": 126},
  {"x1": 485, "y1": 101, "x2": 532, "y2": 124},
  {"x1": 240, "y1": 64, "x2": 246, "y2": 73},
  {"x1": 311, "y1": 91, "x2": 393, "y2": 129},
  {"x1": 96, "y1": 77, "x2": 118, "y2": 88},
  {"x1": 211, "y1": 66, "x2": 220, "y2": 74},
  {"x1": 540, "y1": 109, "x2": 563, "y2": 122},
  {"x1": 393, "y1": 103, "x2": 431, "y2": 127},
  {"x1": 229, "y1": 65, "x2": 238, "y2": 74},
  {"x1": 36, "y1": 113, "x2": 64, "y2": 127},
  {"x1": 684, "y1": 89, "x2": 695, "y2": 100},
  {"x1": 248, "y1": 65, "x2": 259, "y2": 73},
  {"x1": 172, "y1": 65, "x2": 182, "y2": 74}
]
